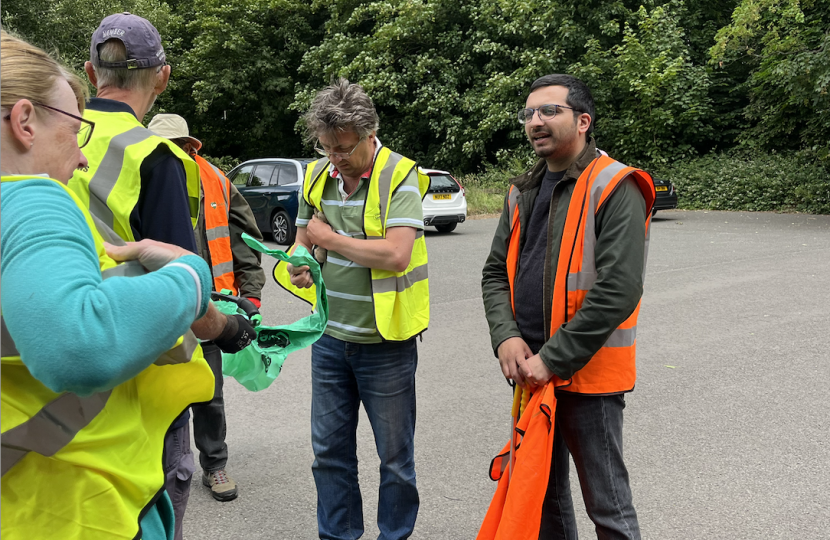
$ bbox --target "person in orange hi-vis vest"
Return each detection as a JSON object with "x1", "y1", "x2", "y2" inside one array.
[
  {"x1": 480, "y1": 75, "x2": 655, "y2": 540},
  {"x1": 148, "y1": 114, "x2": 266, "y2": 530}
]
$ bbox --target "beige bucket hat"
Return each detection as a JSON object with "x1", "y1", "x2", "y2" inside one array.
[{"x1": 148, "y1": 113, "x2": 202, "y2": 150}]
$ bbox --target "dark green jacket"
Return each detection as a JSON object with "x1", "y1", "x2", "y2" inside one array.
[{"x1": 481, "y1": 140, "x2": 648, "y2": 381}]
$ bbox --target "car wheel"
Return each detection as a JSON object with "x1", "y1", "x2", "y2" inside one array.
[
  {"x1": 435, "y1": 223, "x2": 457, "y2": 233},
  {"x1": 271, "y1": 210, "x2": 296, "y2": 245}
]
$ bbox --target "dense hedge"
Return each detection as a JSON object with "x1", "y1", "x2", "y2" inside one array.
[
  {"x1": 654, "y1": 152, "x2": 830, "y2": 214},
  {"x1": 461, "y1": 151, "x2": 830, "y2": 215}
]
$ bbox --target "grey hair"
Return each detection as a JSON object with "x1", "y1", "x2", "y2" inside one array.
[
  {"x1": 303, "y1": 78, "x2": 379, "y2": 143},
  {"x1": 93, "y1": 39, "x2": 161, "y2": 92}
]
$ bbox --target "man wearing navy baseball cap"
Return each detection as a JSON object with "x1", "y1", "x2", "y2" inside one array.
[{"x1": 68, "y1": 12, "x2": 257, "y2": 540}]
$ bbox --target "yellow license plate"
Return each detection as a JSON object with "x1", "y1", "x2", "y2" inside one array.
[
  {"x1": 433, "y1": 194, "x2": 452, "y2": 200},
  {"x1": 655, "y1": 186, "x2": 668, "y2": 192}
]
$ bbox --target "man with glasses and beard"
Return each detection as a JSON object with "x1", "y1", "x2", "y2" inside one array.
[
  {"x1": 276, "y1": 78, "x2": 429, "y2": 540},
  {"x1": 480, "y1": 74, "x2": 655, "y2": 539}
]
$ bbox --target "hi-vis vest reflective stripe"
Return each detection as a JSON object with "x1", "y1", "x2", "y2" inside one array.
[
  {"x1": 0, "y1": 176, "x2": 214, "y2": 539},
  {"x1": 69, "y1": 108, "x2": 201, "y2": 242},
  {"x1": 274, "y1": 148, "x2": 430, "y2": 341},
  {"x1": 505, "y1": 156, "x2": 656, "y2": 394},
  {"x1": 195, "y1": 154, "x2": 237, "y2": 295}
]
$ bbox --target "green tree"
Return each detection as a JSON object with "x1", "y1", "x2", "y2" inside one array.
[
  {"x1": 2, "y1": 0, "x2": 179, "y2": 77},
  {"x1": 294, "y1": 0, "x2": 649, "y2": 172},
  {"x1": 573, "y1": 2, "x2": 714, "y2": 166},
  {"x1": 711, "y1": 0, "x2": 830, "y2": 158},
  {"x1": 161, "y1": 0, "x2": 323, "y2": 160}
]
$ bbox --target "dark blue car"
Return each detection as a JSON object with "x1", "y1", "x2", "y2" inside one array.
[{"x1": 227, "y1": 158, "x2": 313, "y2": 245}]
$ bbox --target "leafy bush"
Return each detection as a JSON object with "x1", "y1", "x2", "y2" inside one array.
[
  {"x1": 654, "y1": 152, "x2": 830, "y2": 213},
  {"x1": 202, "y1": 154, "x2": 241, "y2": 175}
]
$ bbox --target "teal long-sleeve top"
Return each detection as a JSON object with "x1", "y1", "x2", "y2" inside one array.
[
  {"x1": 1, "y1": 178, "x2": 212, "y2": 394},
  {"x1": 1, "y1": 178, "x2": 213, "y2": 540}
]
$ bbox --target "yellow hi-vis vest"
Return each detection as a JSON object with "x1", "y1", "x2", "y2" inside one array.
[
  {"x1": 69, "y1": 107, "x2": 201, "y2": 241},
  {"x1": 0, "y1": 176, "x2": 214, "y2": 539},
  {"x1": 274, "y1": 148, "x2": 431, "y2": 341}
]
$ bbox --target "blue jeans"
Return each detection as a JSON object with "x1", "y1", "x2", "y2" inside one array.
[
  {"x1": 539, "y1": 393, "x2": 641, "y2": 540},
  {"x1": 311, "y1": 334, "x2": 419, "y2": 540}
]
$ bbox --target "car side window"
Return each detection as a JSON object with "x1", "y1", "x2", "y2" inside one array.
[
  {"x1": 231, "y1": 164, "x2": 254, "y2": 186},
  {"x1": 251, "y1": 164, "x2": 276, "y2": 187},
  {"x1": 275, "y1": 163, "x2": 299, "y2": 185}
]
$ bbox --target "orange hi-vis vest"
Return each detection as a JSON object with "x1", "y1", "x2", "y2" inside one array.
[
  {"x1": 195, "y1": 154, "x2": 237, "y2": 295},
  {"x1": 505, "y1": 156, "x2": 655, "y2": 394},
  {"x1": 477, "y1": 382, "x2": 557, "y2": 540}
]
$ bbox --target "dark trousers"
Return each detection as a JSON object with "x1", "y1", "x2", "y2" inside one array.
[
  {"x1": 164, "y1": 420, "x2": 194, "y2": 540},
  {"x1": 539, "y1": 393, "x2": 641, "y2": 540},
  {"x1": 191, "y1": 342, "x2": 228, "y2": 472}
]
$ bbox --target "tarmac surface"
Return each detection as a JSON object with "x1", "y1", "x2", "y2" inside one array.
[{"x1": 184, "y1": 209, "x2": 830, "y2": 539}]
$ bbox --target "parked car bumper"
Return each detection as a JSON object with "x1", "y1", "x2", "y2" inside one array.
[
  {"x1": 424, "y1": 213, "x2": 466, "y2": 226},
  {"x1": 653, "y1": 191, "x2": 678, "y2": 211}
]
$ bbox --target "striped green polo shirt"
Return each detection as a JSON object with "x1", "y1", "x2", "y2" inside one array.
[{"x1": 296, "y1": 160, "x2": 424, "y2": 343}]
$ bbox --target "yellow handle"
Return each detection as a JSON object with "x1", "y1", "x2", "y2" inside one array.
[
  {"x1": 520, "y1": 387, "x2": 530, "y2": 415},
  {"x1": 510, "y1": 384, "x2": 522, "y2": 418}
]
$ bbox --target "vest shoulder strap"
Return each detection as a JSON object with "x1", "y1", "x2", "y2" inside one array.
[{"x1": 304, "y1": 159, "x2": 331, "y2": 206}]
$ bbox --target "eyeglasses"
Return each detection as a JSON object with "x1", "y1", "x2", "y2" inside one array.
[
  {"x1": 314, "y1": 137, "x2": 366, "y2": 160},
  {"x1": 517, "y1": 104, "x2": 581, "y2": 124},
  {"x1": 33, "y1": 102, "x2": 96, "y2": 148}
]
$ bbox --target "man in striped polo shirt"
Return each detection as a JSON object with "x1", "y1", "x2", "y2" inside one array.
[{"x1": 287, "y1": 79, "x2": 429, "y2": 540}]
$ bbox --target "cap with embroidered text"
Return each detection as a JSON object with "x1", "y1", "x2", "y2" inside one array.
[{"x1": 90, "y1": 12, "x2": 166, "y2": 70}]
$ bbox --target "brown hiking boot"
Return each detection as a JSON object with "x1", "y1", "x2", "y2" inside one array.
[{"x1": 202, "y1": 469, "x2": 238, "y2": 501}]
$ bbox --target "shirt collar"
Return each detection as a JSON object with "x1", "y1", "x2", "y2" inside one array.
[
  {"x1": 86, "y1": 97, "x2": 138, "y2": 119},
  {"x1": 329, "y1": 136, "x2": 383, "y2": 179}
]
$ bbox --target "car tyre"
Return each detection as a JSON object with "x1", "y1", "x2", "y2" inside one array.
[
  {"x1": 435, "y1": 223, "x2": 457, "y2": 233},
  {"x1": 271, "y1": 210, "x2": 296, "y2": 245}
]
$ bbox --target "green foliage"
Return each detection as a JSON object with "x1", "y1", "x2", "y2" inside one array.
[
  {"x1": 656, "y1": 151, "x2": 830, "y2": 213},
  {"x1": 3, "y1": 0, "x2": 828, "y2": 216},
  {"x1": 201, "y1": 154, "x2": 240, "y2": 174},
  {"x1": 711, "y1": 0, "x2": 830, "y2": 159},
  {"x1": 161, "y1": 0, "x2": 323, "y2": 160},
  {"x1": 573, "y1": 2, "x2": 714, "y2": 165},
  {"x1": 2, "y1": 0, "x2": 178, "y2": 78}
]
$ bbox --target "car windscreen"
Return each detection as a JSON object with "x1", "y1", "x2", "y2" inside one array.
[{"x1": 427, "y1": 174, "x2": 459, "y2": 193}]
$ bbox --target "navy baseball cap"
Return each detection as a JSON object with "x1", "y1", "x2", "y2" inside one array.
[{"x1": 90, "y1": 12, "x2": 166, "y2": 70}]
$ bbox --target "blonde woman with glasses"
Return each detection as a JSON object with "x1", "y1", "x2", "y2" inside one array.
[{"x1": 0, "y1": 31, "x2": 217, "y2": 539}]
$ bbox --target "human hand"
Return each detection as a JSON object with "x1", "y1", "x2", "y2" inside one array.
[
  {"x1": 105, "y1": 239, "x2": 192, "y2": 272},
  {"x1": 286, "y1": 263, "x2": 313, "y2": 289},
  {"x1": 523, "y1": 354, "x2": 554, "y2": 387},
  {"x1": 306, "y1": 214, "x2": 334, "y2": 248},
  {"x1": 497, "y1": 337, "x2": 533, "y2": 388}
]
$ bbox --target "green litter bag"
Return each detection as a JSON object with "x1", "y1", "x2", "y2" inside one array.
[{"x1": 212, "y1": 236, "x2": 328, "y2": 391}]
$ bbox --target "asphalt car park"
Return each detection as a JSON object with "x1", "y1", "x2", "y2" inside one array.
[{"x1": 185, "y1": 209, "x2": 830, "y2": 540}]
